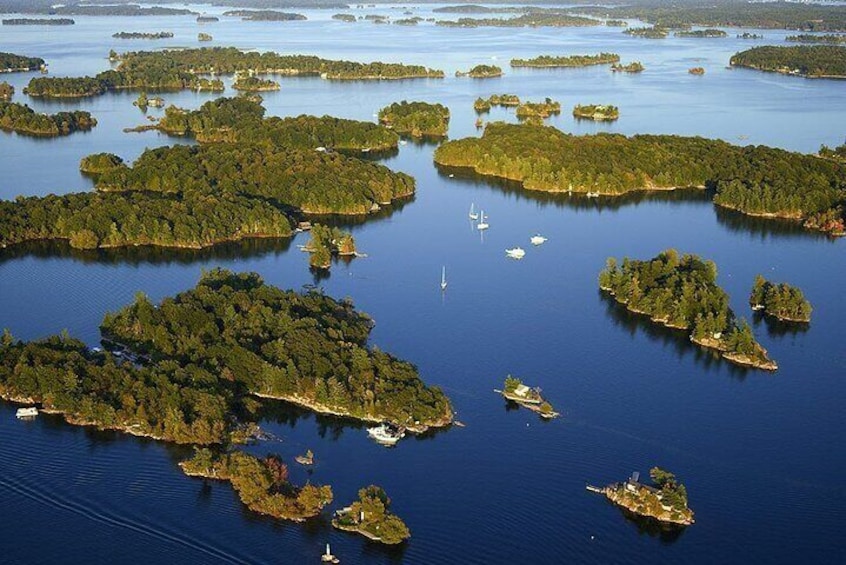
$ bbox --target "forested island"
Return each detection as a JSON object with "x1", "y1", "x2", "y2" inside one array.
[
  {"x1": 515, "y1": 98, "x2": 561, "y2": 122},
  {"x1": 198, "y1": 33, "x2": 213, "y2": 42},
  {"x1": 0, "y1": 52, "x2": 45, "y2": 73},
  {"x1": 395, "y1": 17, "x2": 423, "y2": 26},
  {"x1": 606, "y1": 19, "x2": 628, "y2": 27},
  {"x1": 333, "y1": 486, "x2": 411, "y2": 545},
  {"x1": 591, "y1": 467, "x2": 694, "y2": 526},
  {"x1": 573, "y1": 104, "x2": 619, "y2": 121},
  {"x1": 0, "y1": 270, "x2": 451, "y2": 443},
  {"x1": 623, "y1": 26, "x2": 669, "y2": 39},
  {"x1": 181, "y1": 449, "x2": 333, "y2": 522},
  {"x1": 79, "y1": 152, "x2": 124, "y2": 175},
  {"x1": 0, "y1": 82, "x2": 12, "y2": 100},
  {"x1": 378, "y1": 100, "x2": 450, "y2": 138},
  {"x1": 456, "y1": 64, "x2": 503, "y2": 78},
  {"x1": 730, "y1": 46, "x2": 846, "y2": 78},
  {"x1": 197, "y1": 16, "x2": 219, "y2": 23},
  {"x1": 2, "y1": 18, "x2": 74, "y2": 25},
  {"x1": 303, "y1": 224, "x2": 357, "y2": 270},
  {"x1": 738, "y1": 32, "x2": 764, "y2": 39},
  {"x1": 156, "y1": 96, "x2": 398, "y2": 152},
  {"x1": 112, "y1": 32, "x2": 174, "y2": 40},
  {"x1": 333, "y1": 14, "x2": 357, "y2": 23},
  {"x1": 510, "y1": 52, "x2": 620, "y2": 68},
  {"x1": 437, "y1": 13, "x2": 600, "y2": 28},
  {"x1": 474, "y1": 93, "x2": 520, "y2": 113},
  {"x1": 24, "y1": 47, "x2": 444, "y2": 98},
  {"x1": 223, "y1": 10, "x2": 307, "y2": 21},
  {"x1": 675, "y1": 28, "x2": 727, "y2": 38},
  {"x1": 0, "y1": 101, "x2": 95, "y2": 136},
  {"x1": 575, "y1": 2, "x2": 846, "y2": 32},
  {"x1": 611, "y1": 61, "x2": 645, "y2": 73},
  {"x1": 786, "y1": 34, "x2": 846, "y2": 44},
  {"x1": 598, "y1": 250, "x2": 777, "y2": 370},
  {"x1": 233, "y1": 75, "x2": 280, "y2": 91},
  {"x1": 433, "y1": 123, "x2": 846, "y2": 235},
  {"x1": 750, "y1": 276, "x2": 812, "y2": 323}
]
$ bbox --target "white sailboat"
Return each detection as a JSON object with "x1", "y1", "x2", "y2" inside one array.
[
  {"x1": 530, "y1": 234, "x2": 548, "y2": 246},
  {"x1": 440, "y1": 266, "x2": 447, "y2": 291},
  {"x1": 477, "y1": 210, "x2": 489, "y2": 230},
  {"x1": 505, "y1": 247, "x2": 526, "y2": 259},
  {"x1": 468, "y1": 203, "x2": 479, "y2": 220}
]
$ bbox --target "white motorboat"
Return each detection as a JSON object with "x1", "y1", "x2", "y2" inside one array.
[
  {"x1": 506, "y1": 247, "x2": 526, "y2": 259},
  {"x1": 530, "y1": 234, "x2": 547, "y2": 246},
  {"x1": 367, "y1": 423, "x2": 405, "y2": 446},
  {"x1": 16, "y1": 407, "x2": 38, "y2": 418}
]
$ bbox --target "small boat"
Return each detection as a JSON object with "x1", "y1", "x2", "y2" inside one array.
[
  {"x1": 400, "y1": 139, "x2": 407, "y2": 145},
  {"x1": 468, "y1": 203, "x2": 479, "y2": 221},
  {"x1": 16, "y1": 407, "x2": 38, "y2": 419},
  {"x1": 506, "y1": 247, "x2": 526, "y2": 259},
  {"x1": 440, "y1": 266, "x2": 447, "y2": 291},
  {"x1": 586, "y1": 191, "x2": 600, "y2": 198},
  {"x1": 477, "y1": 210, "x2": 489, "y2": 230},
  {"x1": 530, "y1": 234, "x2": 547, "y2": 246},
  {"x1": 321, "y1": 543, "x2": 340, "y2": 564},
  {"x1": 367, "y1": 423, "x2": 405, "y2": 446},
  {"x1": 448, "y1": 173, "x2": 455, "y2": 178}
]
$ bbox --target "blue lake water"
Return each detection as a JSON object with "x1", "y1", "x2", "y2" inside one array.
[{"x1": 1, "y1": 5, "x2": 845, "y2": 564}]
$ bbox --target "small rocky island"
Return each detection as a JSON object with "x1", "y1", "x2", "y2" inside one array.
[
  {"x1": 198, "y1": 32, "x2": 213, "y2": 41},
  {"x1": 500, "y1": 375, "x2": 559, "y2": 419},
  {"x1": 181, "y1": 449, "x2": 333, "y2": 522},
  {"x1": 611, "y1": 61, "x2": 645, "y2": 73},
  {"x1": 573, "y1": 104, "x2": 619, "y2": 121},
  {"x1": 588, "y1": 468, "x2": 694, "y2": 526},
  {"x1": 302, "y1": 223, "x2": 357, "y2": 270},
  {"x1": 378, "y1": 100, "x2": 450, "y2": 138},
  {"x1": 750, "y1": 275, "x2": 812, "y2": 323},
  {"x1": 689, "y1": 67, "x2": 705, "y2": 75},
  {"x1": 599, "y1": 250, "x2": 778, "y2": 370},
  {"x1": 456, "y1": 64, "x2": 503, "y2": 78},
  {"x1": 332, "y1": 486, "x2": 411, "y2": 545}
]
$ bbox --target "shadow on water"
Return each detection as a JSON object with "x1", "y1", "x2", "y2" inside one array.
[
  {"x1": 714, "y1": 205, "x2": 831, "y2": 242},
  {"x1": 613, "y1": 504, "x2": 688, "y2": 544},
  {"x1": 305, "y1": 194, "x2": 414, "y2": 230},
  {"x1": 752, "y1": 311, "x2": 811, "y2": 338},
  {"x1": 599, "y1": 292, "x2": 754, "y2": 381},
  {"x1": 434, "y1": 164, "x2": 714, "y2": 212}
]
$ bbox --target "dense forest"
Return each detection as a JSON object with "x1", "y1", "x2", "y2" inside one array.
[
  {"x1": 232, "y1": 75, "x2": 280, "y2": 91},
  {"x1": 434, "y1": 123, "x2": 846, "y2": 233},
  {"x1": 730, "y1": 45, "x2": 846, "y2": 77},
  {"x1": 333, "y1": 486, "x2": 411, "y2": 544},
  {"x1": 100, "y1": 269, "x2": 453, "y2": 430},
  {"x1": 0, "y1": 100, "x2": 95, "y2": 136},
  {"x1": 182, "y1": 449, "x2": 333, "y2": 521},
  {"x1": 223, "y1": 10, "x2": 306, "y2": 21},
  {"x1": 750, "y1": 275, "x2": 812, "y2": 323},
  {"x1": 156, "y1": 97, "x2": 398, "y2": 151},
  {"x1": 23, "y1": 47, "x2": 443, "y2": 97},
  {"x1": 112, "y1": 31, "x2": 174, "y2": 39},
  {"x1": 437, "y1": 13, "x2": 600, "y2": 28},
  {"x1": 575, "y1": 2, "x2": 846, "y2": 32},
  {"x1": 786, "y1": 34, "x2": 846, "y2": 44},
  {"x1": 378, "y1": 100, "x2": 450, "y2": 138},
  {"x1": 598, "y1": 249, "x2": 777, "y2": 370},
  {"x1": 0, "y1": 51, "x2": 45, "y2": 72},
  {"x1": 510, "y1": 52, "x2": 619, "y2": 68},
  {"x1": 573, "y1": 104, "x2": 619, "y2": 121}
]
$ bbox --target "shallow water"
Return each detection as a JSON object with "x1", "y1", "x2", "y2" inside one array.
[{"x1": 0, "y1": 5, "x2": 845, "y2": 564}]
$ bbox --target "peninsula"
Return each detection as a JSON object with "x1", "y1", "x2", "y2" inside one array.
[
  {"x1": 786, "y1": 34, "x2": 846, "y2": 44},
  {"x1": 730, "y1": 45, "x2": 846, "y2": 78},
  {"x1": 378, "y1": 100, "x2": 450, "y2": 138},
  {"x1": 181, "y1": 449, "x2": 332, "y2": 522},
  {"x1": 750, "y1": 275, "x2": 812, "y2": 323},
  {"x1": 589, "y1": 468, "x2": 694, "y2": 526},
  {"x1": 510, "y1": 52, "x2": 619, "y2": 68},
  {"x1": 333, "y1": 486, "x2": 411, "y2": 545},
  {"x1": 598, "y1": 250, "x2": 777, "y2": 370}
]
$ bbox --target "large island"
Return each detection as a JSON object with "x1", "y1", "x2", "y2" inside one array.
[
  {"x1": 750, "y1": 275, "x2": 812, "y2": 323},
  {"x1": 0, "y1": 101, "x2": 96, "y2": 136},
  {"x1": 730, "y1": 45, "x2": 846, "y2": 78}
]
